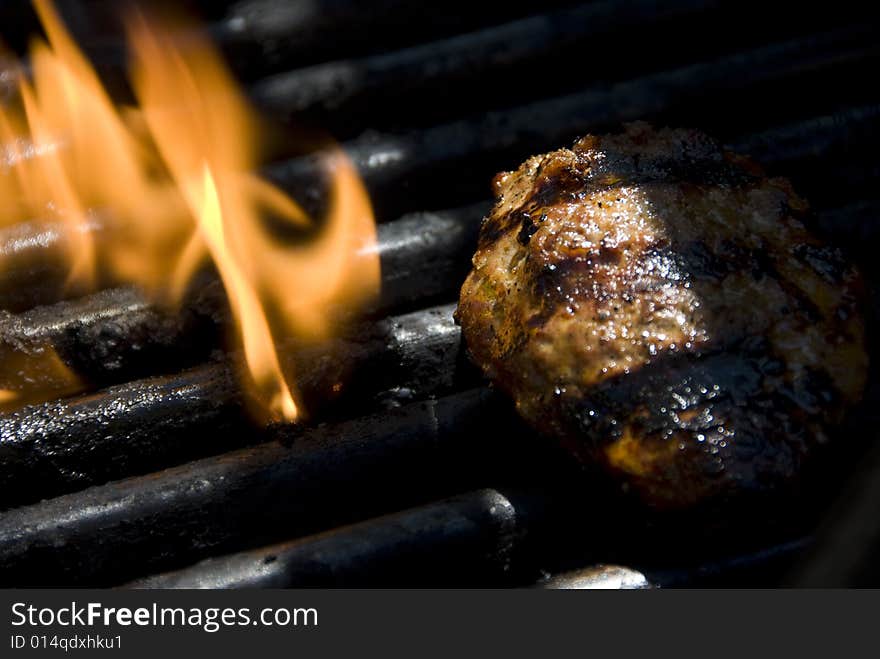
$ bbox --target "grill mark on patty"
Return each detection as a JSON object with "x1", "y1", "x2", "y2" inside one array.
[
  {"x1": 560, "y1": 350, "x2": 765, "y2": 440},
  {"x1": 793, "y1": 242, "x2": 851, "y2": 285},
  {"x1": 578, "y1": 156, "x2": 762, "y2": 189},
  {"x1": 529, "y1": 236, "x2": 777, "y2": 307},
  {"x1": 556, "y1": 347, "x2": 833, "y2": 491}
]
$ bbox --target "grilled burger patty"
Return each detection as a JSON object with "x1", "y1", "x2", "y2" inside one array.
[{"x1": 455, "y1": 122, "x2": 868, "y2": 511}]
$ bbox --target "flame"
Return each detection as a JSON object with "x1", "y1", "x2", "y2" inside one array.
[
  {"x1": 0, "y1": 346, "x2": 83, "y2": 413},
  {"x1": 0, "y1": 1, "x2": 379, "y2": 420},
  {"x1": 197, "y1": 165, "x2": 299, "y2": 420}
]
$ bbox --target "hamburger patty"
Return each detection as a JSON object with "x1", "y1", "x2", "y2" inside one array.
[{"x1": 455, "y1": 122, "x2": 868, "y2": 510}]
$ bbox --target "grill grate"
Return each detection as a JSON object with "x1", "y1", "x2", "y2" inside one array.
[{"x1": 0, "y1": 0, "x2": 879, "y2": 587}]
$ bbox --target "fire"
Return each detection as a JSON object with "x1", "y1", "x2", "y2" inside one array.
[
  {"x1": 0, "y1": 1, "x2": 379, "y2": 420},
  {"x1": 0, "y1": 346, "x2": 83, "y2": 413}
]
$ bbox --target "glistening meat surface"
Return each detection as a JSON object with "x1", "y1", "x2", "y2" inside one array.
[{"x1": 456, "y1": 122, "x2": 868, "y2": 510}]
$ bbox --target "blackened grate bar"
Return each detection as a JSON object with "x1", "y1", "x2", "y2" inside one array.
[
  {"x1": 265, "y1": 27, "x2": 880, "y2": 219},
  {"x1": 539, "y1": 538, "x2": 812, "y2": 588},
  {"x1": 128, "y1": 488, "x2": 539, "y2": 588},
  {"x1": 0, "y1": 388, "x2": 508, "y2": 587},
  {"x1": 0, "y1": 302, "x2": 469, "y2": 511},
  {"x1": 212, "y1": 0, "x2": 576, "y2": 75},
  {"x1": 249, "y1": 0, "x2": 724, "y2": 133}
]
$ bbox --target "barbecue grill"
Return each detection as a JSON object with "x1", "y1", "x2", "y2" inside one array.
[{"x1": 0, "y1": 0, "x2": 878, "y2": 588}]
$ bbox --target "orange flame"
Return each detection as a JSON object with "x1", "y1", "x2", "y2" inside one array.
[
  {"x1": 0, "y1": 1, "x2": 379, "y2": 420},
  {"x1": 0, "y1": 346, "x2": 83, "y2": 413}
]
